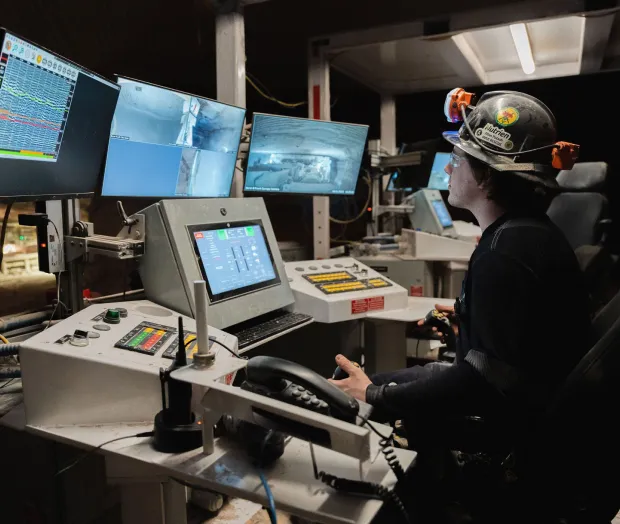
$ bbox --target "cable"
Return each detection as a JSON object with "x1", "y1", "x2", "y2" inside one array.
[
  {"x1": 55, "y1": 432, "x2": 154, "y2": 476},
  {"x1": 329, "y1": 174, "x2": 372, "y2": 225},
  {"x1": 461, "y1": 105, "x2": 556, "y2": 157},
  {"x1": 0, "y1": 378, "x2": 15, "y2": 389},
  {"x1": 246, "y1": 74, "x2": 306, "y2": 108},
  {"x1": 45, "y1": 274, "x2": 62, "y2": 330},
  {"x1": 47, "y1": 218, "x2": 60, "y2": 241},
  {"x1": 209, "y1": 336, "x2": 239, "y2": 358},
  {"x1": 0, "y1": 334, "x2": 8, "y2": 344},
  {"x1": 259, "y1": 470, "x2": 277, "y2": 524},
  {"x1": 358, "y1": 417, "x2": 406, "y2": 482},
  {"x1": 0, "y1": 202, "x2": 13, "y2": 269}
]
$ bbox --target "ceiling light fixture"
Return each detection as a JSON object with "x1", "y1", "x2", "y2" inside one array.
[{"x1": 510, "y1": 23, "x2": 535, "y2": 75}]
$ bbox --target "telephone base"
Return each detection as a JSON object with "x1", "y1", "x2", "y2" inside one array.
[{"x1": 153, "y1": 410, "x2": 202, "y2": 453}]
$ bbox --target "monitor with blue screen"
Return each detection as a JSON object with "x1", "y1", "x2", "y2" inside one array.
[
  {"x1": 188, "y1": 221, "x2": 280, "y2": 303},
  {"x1": 244, "y1": 113, "x2": 368, "y2": 196},
  {"x1": 101, "y1": 77, "x2": 246, "y2": 198},
  {"x1": 427, "y1": 152, "x2": 450, "y2": 191},
  {"x1": 431, "y1": 198, "x2": 453, "y2": 228}
]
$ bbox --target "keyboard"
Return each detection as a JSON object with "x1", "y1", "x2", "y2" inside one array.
[{"x1": 231, "y1": 311, "x2": 313, "y2": 349}]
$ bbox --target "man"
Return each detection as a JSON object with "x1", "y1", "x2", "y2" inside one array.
[{"x1": 330, "y1": 88, "x2": 591, "y2": 448}]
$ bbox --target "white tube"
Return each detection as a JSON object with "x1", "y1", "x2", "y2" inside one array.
[{"x1": 194, "y1": 280, "x2": 210, "y2": 358}]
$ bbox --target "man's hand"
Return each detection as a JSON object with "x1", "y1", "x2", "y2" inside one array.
[
  {"x1": 328, "y1": 354, "x2": 372, "y2": 402},
  {"x1": 417, "y1": 304, "x2": 458, "y2": 340}
]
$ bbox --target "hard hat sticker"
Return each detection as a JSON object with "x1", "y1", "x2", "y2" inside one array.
[
  {"x1": 495, "y1": 107, "x2": 519, "y2": 127},
  {"x1": 474, "y1": 123, "x2": 514, "y2": 151}
]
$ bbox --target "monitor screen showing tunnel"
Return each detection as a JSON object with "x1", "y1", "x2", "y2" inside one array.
[
  {"x1": 244, "y1": 113, "x2": 369, "y2": 196},
  {"x1": 101, "y1": 77, "x2": 246, "y2": 198}
]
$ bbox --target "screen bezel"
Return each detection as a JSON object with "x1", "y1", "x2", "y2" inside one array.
[
  {"x1": 99, "y1": 75, "x2": 247, "y2": 200},
  {"x1": 187, "y1": 219, "x2": 281, "y2": 304},
  {"x1": 0, "y1": 27, "x2": 121, "y2": 202},
  {"x1": 243, "y1": 112, "x2": 369, "y2": 197}
]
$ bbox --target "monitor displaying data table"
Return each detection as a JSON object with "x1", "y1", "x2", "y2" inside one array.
[
  {"x1": 0, "y1": 28, "x2": 120, "y2": 200},
  {"x1": 244, "y1": 113, "x2": 368, "y2": 196},
  {"x1": 188, "y1": 221, "x2": 280, "y2": 303},
  {"x1": 101, "y1": 77, "x2": 246, "y2": 198}
]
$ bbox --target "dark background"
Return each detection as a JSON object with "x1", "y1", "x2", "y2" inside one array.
[{"x1": 2, "y1": 0, "x2": 618, "y2": 257}]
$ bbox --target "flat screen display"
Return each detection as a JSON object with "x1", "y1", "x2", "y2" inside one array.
[
  {"x1": 244, "y1": 113, "x2": 368, "y2": 196},
  {"x1": 101, "y1": 77, "x2": 246, "y2": 198},
  {"x1": 427, "y1": 152, "x2": 450, "y2": 191},
  {"x1": 431, "y1": 199, "x2": 453, "y2": 228},
  {"x1": 188, "y1": 221, "x2": 280, "y2": 303},
  {"x1": 0, "y1": 28, "x2": 120, "y2": 200}
]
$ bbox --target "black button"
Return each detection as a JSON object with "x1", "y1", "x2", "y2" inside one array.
[
  {"x1": 292, "y1": 390, "x2": 301, "y2": 397},
  {"x1": 311, "y1": 398, "x2": 320, "y2": 406},
  {"x1": 302, "y1": 394, "x2": 310, "y2": 401},
  {"x1": 296, "y1": 386, "x2": 305, "y2": 392}
]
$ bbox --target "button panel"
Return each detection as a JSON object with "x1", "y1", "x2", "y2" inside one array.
[{"x1": 303, "y1": 271, "x2": 356, "y2": 284}]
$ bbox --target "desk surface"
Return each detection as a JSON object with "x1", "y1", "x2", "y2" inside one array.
[
  {"x1": 367, "y1": 296, "x2": 455, "y2": 322},
  {"x1": 2, "y1": 406, "x2": 415, "y2": 524}
]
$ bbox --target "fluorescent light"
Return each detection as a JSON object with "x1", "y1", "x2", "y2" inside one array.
[{"x1": 510, "y1": 23, "x2": 535, "y2": 75}]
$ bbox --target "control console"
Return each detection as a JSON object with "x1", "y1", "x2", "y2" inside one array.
[
  {"x1": 19, "y1": 300, "x2": 239, "y2": 428},
  {"x1": 284, "y1": 258, "x2": 407, "y2": 323}
]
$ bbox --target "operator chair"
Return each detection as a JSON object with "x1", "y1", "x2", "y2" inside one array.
[
  {"x1": 547, "y1": 162, "x2": 615, "y2": 312},
  {"x1": 405, "y1": 308, "x2": 620, "y2": 524}
]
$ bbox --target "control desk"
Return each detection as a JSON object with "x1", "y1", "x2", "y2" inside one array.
[
  {"x1": 19, "y1": 300, "x2": 240, "y2": 428},
  {"x1": 285, "y1": 258, "x2": 408, "y2": 323}
]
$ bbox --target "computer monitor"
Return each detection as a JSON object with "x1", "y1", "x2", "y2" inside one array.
[
  {"x1": 101, "y1": 77, "x2": 246, "y2": 198},
  {"x1": 427, "y1": 152, "x2": 450, "y2": 191},
  {"x1": 244, "y1": 113, "x2": 368, "y2": 196},
  {"x1": 0, "y1": 29, "x2": 120, "y2": 201},
  {"x1": 188, "y1": 221, "x2": 280, "y2": 304}
]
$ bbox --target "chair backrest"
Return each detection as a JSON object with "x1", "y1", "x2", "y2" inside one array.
[
  {"x1": 523, "y1": 311, "x2": 620, "y2": 521},
  {"x1": 557, "y1": 162, "x2": 608, "y2": 192},
  {"x1": 547, "y1": 192, "x2": 608, "y2": 249}
]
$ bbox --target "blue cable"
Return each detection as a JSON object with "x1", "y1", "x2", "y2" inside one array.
[{"x1": 258, "y1": 470, "x2": 277, "y2": 524}]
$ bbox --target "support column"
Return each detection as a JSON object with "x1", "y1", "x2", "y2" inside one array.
[
  {"x1": 216, "y1": 10, "x2": 247, "y2": 198},
  {"x1": 378, "y1": 95, "x2": 397, "y2": 233},
  {"x1": 308, "y1": 41, "x2": 331, "y2": 259}
]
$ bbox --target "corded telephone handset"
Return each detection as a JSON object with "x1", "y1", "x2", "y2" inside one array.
[
  {"x1": 220, "y1": 355, "x2": 373, "y2": 464},
  {"x1": 218, "y1": 356, "x2": 411, "y2": 523},
  {"x1": 242, "y1": 355, "x2": 373, "y2": 423}
]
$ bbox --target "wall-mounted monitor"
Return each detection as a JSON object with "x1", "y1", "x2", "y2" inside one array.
[
  {"x1": 101, "y1": 77, "x2": 246, "y2": 198},
  {"x1": 0, "y1": 28, "x2": 120, "y2": 201},
  {"x1": 427, "y1": 152, "x2": 450, "y2": 191},
  {"x1": 244, "y1": 113, "x2": 368, "y2": 196}
]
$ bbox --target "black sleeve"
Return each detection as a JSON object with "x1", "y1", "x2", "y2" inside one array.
[
  {"x1": 366, "y1": 250, "x2": 536, "y2": 419},
  {"x1": 365, "y1": 361, "x2": 492, "y2": 419}
]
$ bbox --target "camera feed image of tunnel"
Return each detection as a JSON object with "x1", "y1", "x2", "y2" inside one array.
[
  {"x1": 113, "y1": 79, "x2": 245, "y2": 156},
  {"x1": 246, "y1": 115, "x2": 368, "y2": 195}
]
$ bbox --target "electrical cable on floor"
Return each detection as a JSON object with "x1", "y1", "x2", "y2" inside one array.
[
  {"x1": 259, "y1": 470, "x2": 277, "y2": 524},
  {"x1": 0, "y1": 202, "x2": 13, "y2": 269},
  {"x1": 54, "y1": 432, "x2": 154, "y2": 476},
  {"x1": 246, "y1": 73, "x2": 306, "y2": 108}
]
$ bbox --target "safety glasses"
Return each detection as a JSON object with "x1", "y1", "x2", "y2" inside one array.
[{"x1": 449, "y1": 151, "x2": 463, "y2": 169}]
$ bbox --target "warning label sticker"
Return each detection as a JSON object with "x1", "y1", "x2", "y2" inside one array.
[
  {"x1": 351, "y1": 299, "x2": 369, "y2": 314},
  {"x1": 368, "y1": 296, "x2": 385, "y2": 311},
  {"x1": 410, "y1": 286, "x2": 424, "y2": 297},
  {"x1": 474, "y1": 123, "x2": 514, "y2": 151}
]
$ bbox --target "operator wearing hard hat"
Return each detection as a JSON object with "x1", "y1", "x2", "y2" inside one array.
[{"x1": 330, "y1": 89, "x2": 591, "y2": 452}]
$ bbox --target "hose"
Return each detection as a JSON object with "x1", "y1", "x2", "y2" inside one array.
[
  {"x1": 0, "y1": 370, "x2": 21, "y2": 379},
  {"x1": 0, "y1": 311, "x2": 52, "y2": 333},
  {"x1": 0, "y1": 344, "x2": 19, "y2": 357}
]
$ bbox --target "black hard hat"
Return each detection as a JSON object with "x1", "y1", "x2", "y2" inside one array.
[{"x1": 443, "y1": 90, "x2": 560, "y2": 187}]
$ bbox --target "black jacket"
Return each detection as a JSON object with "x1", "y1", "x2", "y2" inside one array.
[{"x1": 366, "y1": 211, "x2": 591, "y2": 428}]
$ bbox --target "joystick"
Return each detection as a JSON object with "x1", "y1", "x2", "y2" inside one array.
[
  {"x1": 332, "y1": 360, "x2": 361, "y2": 381},
  {"x1": 421, "y1": 309, "x2": 457, "y2": 353}
]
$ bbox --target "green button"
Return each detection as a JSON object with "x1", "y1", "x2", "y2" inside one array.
[{"x1": 104, "y1": 309, "x2": 121, "y2": 324}]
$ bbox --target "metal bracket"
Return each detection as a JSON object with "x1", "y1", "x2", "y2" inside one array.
[{"x1": 65, "y1": 214, "x2": 146, "y2": 262}]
